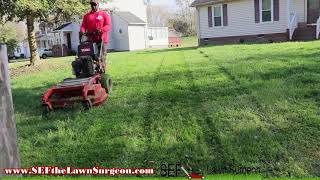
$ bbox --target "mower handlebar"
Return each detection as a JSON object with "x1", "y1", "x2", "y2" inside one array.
[
  {"x1": 79, "y1": 31, "x2": 102, "y2": 43},
  {"x1": 80, "y1": 31, "x2": 102, "y2": 36}
]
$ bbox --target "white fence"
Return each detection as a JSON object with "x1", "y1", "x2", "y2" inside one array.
[{"x1": 147, "y1": 27, "x2": 169, "y2": 48}]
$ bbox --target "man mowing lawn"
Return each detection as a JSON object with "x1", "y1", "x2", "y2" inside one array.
[
  {"x1": 42, "y1": 0, "x2": 113, "y2": 111},
  {"x1": 72, "y1": 0, "x2": 112, "y2": 72}
]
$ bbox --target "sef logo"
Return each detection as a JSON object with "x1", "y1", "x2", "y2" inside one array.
[
  {"x1": 160, "y1": 163, "x2": 181, "y2": 177},
  {"x1": 160, "y1": 163, "x2": 204, "y2": 179}
]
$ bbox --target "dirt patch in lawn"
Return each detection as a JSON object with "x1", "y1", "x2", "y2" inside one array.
[{"x1": 10, "y1": 61, "x2": 66, "y2": 78}]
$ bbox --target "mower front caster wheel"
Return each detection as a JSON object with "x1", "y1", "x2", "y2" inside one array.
[
  {"x1": 42, "y1": 105, "x2": 52, "y2": 115},
  {"x1": 82, "y1": 100, "x2": 93, "y2": 110},
  {"x1": 101, "y1": 74, "x2": 112, "y2": 94}
]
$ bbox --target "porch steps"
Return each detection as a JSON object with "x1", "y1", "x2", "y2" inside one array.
[{"x1": 292, "y1": 23, "x2": 316, "y2": 41}]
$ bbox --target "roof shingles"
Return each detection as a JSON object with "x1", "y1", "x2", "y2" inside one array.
[
  {"x1": 115, "y1": 11, "x2": 146, "y2": 25},
  {"x1": 53, "y1": 22, "x2": 72, "y2": 31},
  {"x1": 190, "y1": 0, "x2": 224, "y2": 7}
]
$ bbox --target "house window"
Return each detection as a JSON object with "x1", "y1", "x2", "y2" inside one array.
[
  {"x1": 261, "y1": 0, "x2": 273, "y2": 22},
  {"x1": 213, "y1": 6, "x2": 223, "y2": 26}
]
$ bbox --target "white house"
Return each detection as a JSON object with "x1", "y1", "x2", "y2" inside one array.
[
  {"x1": 101, "y1": 0, "x2": 169, "y2": 50},
  {"x1": 19, "y1": 23, "x2": 80, "y2": 58},
  {"x1": 52, "y1": 22, "x2": 81, "y2": 53},
  {"x1": 19, "y1": 0, "x2": 168, "y2": 58},
  {"x1": 191, "y1": 0, "x2": 320, "y2": 45},
  {"x1": 108, "y1": 11, "x2": 148, "y2": 51}
]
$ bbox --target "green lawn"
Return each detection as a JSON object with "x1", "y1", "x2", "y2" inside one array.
[
  {"x1": 9, "y1": 59, "x2": 30, "y2": 69},
  {"x1": 11, "y1": 40, "x2": 320, "y2": 178}
]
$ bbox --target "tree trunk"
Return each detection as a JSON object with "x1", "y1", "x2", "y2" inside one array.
[
  {"x1": 26, "y1": 14, "x2": 40, "y2": 66},
  {"x1": 0, "y1": 44, "x2": 20, "y2": 176}
]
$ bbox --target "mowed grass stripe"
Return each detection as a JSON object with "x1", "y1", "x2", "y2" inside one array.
[
  {"x1": 183, "y1": 48, "x2": 247, "y2": 169},
  {"x1": 194, "y1": 48, "x2": 274, "y2": 171},
  {"x1": 79, "y1": 51, "x2": 169, "y2": 168},
  {"x1": 142, "y1": 55, "x2": 166, "y2": 165},
  {"x1": 142, "y1": 49, "x2": 206, "y2": 166}
]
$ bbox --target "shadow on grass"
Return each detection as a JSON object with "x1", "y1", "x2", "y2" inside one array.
[
  {"x1": 200, "y1": 40, "x2": 320, "y2": 49},
  {"x1": 12, "y1": 83, "x2": 83, "y2": 117},
  {"x1": 138, "y1": 46, "x2": 198, "y2": 54}
]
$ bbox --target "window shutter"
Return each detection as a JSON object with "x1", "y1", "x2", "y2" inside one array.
[
  {"x1": 208, "y1": 6, "x2": 213, "y2": 27},
  {"x1": 223, "y1": 4, "x2": 228, "y2": 26},
  {"x1": 274, "y1": 0, "x2": 280, "y2": 21},
  {"x1": 254, "y1": 0, "x2": 260, "y2": 23}
]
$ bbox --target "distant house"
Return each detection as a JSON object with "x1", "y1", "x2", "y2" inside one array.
[
  {"x1": 52, "y1": 22, "x2": 80, "y2": 54},
  {"x1": 108, "y1": 11, "x2": 148, "y2": 51},
  {"x1": 21, "y1": 22, "x2": 80, "y2": 58},
  {"x1": 8, "y1": 42, "x2": 27, "y2": 59},
  {"x1": 21, "y1": 0, "x2": 169, "y2": 57},
  {"x1": 101, "y1": 0, "x2": 169, "y2": 50},
  {"x1": 191, "y1": 0, "x2": 320, "y2": 45}
]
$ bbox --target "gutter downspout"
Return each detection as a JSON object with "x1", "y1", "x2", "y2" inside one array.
[
  {"x1": 287, "y1": 0, "x2": 291, "y2": 29},
  {"x1": 196, "y1": 7, "x2": 201, "y2": 46}
]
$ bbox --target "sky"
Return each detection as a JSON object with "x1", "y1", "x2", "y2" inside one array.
[{"x1": 150, "y1": 0, "x2": 176, "y2": 7}]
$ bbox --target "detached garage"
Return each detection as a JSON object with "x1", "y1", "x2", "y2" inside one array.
[{"x1": 110, "y1": 11, "x2": 147, "y2": 51}]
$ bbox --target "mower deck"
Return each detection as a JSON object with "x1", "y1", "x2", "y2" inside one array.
[{"x1": 42, "y1": 74, "x2": 107, "y2": 111}]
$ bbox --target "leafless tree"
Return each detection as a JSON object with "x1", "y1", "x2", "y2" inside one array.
[
  {"x1": 174, "y1": 0, "x2": 196, "y2": 36},
  {"x1": 147, "y1": 4, "x2": 173, "y2": 27}
]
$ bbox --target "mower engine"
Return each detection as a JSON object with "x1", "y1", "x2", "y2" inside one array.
[
  {"x1": 73, "y1": 41, "x2": 100, "y2": 78},
  {"x1": 42, "y1": 31, "x2": 112, "y2": 112}
]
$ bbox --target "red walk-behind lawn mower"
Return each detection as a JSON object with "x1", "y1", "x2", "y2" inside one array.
[{"x1": 42, "y1": 31, "x2": 112, "y2": 112}]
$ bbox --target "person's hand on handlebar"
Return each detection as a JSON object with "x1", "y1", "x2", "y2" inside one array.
[{"x1": 80, "y1": 31, "x2": 101, "y2": 36}]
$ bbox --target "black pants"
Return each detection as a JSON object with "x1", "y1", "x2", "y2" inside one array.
[{"x1": 96, "y1": 42, "x2": 108, "y2": 63}]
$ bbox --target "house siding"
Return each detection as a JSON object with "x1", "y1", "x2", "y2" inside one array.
[
  {"x1": 111, "y1": 14, "x2": 130, "y2": 51},
  {"x1": 107, "y1": 28, "x2": 115, "y2": 50},
  {"x1": 70, "y1": 24, "x2": 80, "y2": 52},
  {"x1": 291, "y1": 0, "x2": 306, "y2": 23},
  {"x1": 58, "y1": 24, "x2": 80, "y2": 52},
  {"x1": 198, "y1": 0, "x2": 288, "y2": 39}
]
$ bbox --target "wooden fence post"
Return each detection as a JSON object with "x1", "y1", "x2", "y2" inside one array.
[{"x1": 0, "y1": 44, "x2": 20, "y2": 176}]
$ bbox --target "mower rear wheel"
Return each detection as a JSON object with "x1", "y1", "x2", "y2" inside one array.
[{"x1": 101, "y1": 74, "x2": 112, "y2": 94}]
